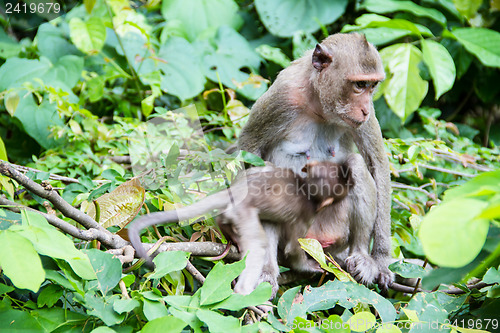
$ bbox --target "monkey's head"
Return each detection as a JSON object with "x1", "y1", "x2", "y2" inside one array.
[
  {"x1": 310, "y1": 33, "x2": 385, "y2": 129},
  {"x1": 301, "y1": 161, "x2": 351, "y2": 207}
]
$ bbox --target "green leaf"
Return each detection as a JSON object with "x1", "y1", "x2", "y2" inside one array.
[
  {"x1": 452, "y1": 28, "x2": 500, "y2": 68},
  {"x1": 14, "y1": 95, "x2": 63, "y2": 149},
  {"x1": 240, "y1": 151, "x2": 265, "y2": 166},
  {"x1": 212, "y1": 282, "x2": 272, "y2": 311},
  {"x1": 444, "y1": 170, "x2": 500, "y2": 200},
  {"x1": 0, "y1": 282, "x2": 14, "y2": 295},
  {"x1": 69, "y1": 17, "x2": 106, "y2": 54},
  {"x1": 0, "y1": 309, "x2": 43, "y2": 332},
  {"x1": 453, "y1": 0, "x2": 482, "y2": 19},
  {"x1": 419, "y1": 198, "x2": 490, "y2": 267},
  {"x1": 0, "y1": 57, "x2": 51, "y2": 91},
  {"x1": 149, "y1": 251, "x2": 190, "y2": 279},
  {"x1": 0, "y1": 29, "x2": 21, "y2": 59},
  {"x1": 37, "y1": 284, "x2": 64, "y2": 308},
  {"x1": 388, "y1": 261, "x2": 427, "y2": 279},
  {"x1": 36, "y1": 23, "x2": 79, "y2": 63},
  {"x1": 361, "y1": 0, "x2": 446, "y2": 25},
  {"x1": 255, "y1": 0, "x2": 348, "y2": 37},
  {"x1": 0, "y1": 136, "x2": 7, "y2": 161},
  {"x1": 113, "y1": 298, "x2": 141, "y2": 314},
  {"x1": 0, "y1": 230, "x2": 45, "y2": 292},
  {"x1": 4, "y1": 91, "x2": 19, "y2": 116},
  {"x1": 18, "y1": 224, "x2": 96, "y2": 280},
  {"x1": 142, "y1": 298, "x2": 168, "y2": 321},
  {"x1": 483, "y1": 267, "x2": 500, "y2": 284},
  {"x1": 161, "y1": 0, "x2": 242, "y2": 41},
  {"x1": 157, "y1": 37, "x2": 206, "y2": 101},
  {"x1": 256, "y1": 45, "x2": 291, "y2": 68},
  {"x1": 346, "y1": 312, "x2": 376, "y2": 332},
  {"x1": 142, "y1": 316, "x2": 187, "y2": 333},
  {"x1": 421, "y1": 39, "x2": 456, "y2": 99},
  {"x1": 201, "y1": 26, "x2": 266, "y2": 100},
  {"x1": 200, "y1": 260, "x2": 245, "y2": 305},
  {"x1": 299, "y1": 238, "x2": 326, "y2": 267},
  {"x1": 87, "y1": 249, "x2": 122, "y2": 295},
  {"x1": 380, "y1": 43, "x2": 428, "y2": 121},
  {"x1": 196, "y1": 309, "x2": 242, "y2": 333},
  {"x1": 85, "y1": 293, "x2": 125, "y2": 326}
]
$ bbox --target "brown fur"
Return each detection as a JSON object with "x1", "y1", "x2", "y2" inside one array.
[{"x1": 238, "y1": 33, "x2": 393, "y2": 289}]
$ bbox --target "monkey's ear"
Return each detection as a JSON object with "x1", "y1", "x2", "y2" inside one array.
[{"x1": 312, "y1": 44, "x2": 333, "y2": 71}]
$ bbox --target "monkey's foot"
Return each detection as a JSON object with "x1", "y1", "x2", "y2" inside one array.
[
  {"x1": 345, "y1": 253, "x2": 378, "y2": 285},
  {"x1": 257, "y1": 271, "x2": 279, "y2": 299}
]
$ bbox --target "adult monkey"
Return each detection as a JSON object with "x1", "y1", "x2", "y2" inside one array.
[{"x1": 238, "y1": 33, "x2": 393, "y2": 289}]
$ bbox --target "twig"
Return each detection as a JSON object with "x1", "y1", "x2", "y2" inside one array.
[
  {"x1": 9, "y1": 163, "x2": 81, "y2": 183},
  {"x1": 391, "y1": 182, "x2": 437, "y2": 200},
  {"x1": 0, "y1": 161, "x2": 104, "y2": 231},
  {"x1": 142, "y1": 241, "x2": 240, "y2": 260},
  {"x1": 185, "y1": 261, "x2": 205, "y2": 284},
  {"x1": 119, "y1": 280, "x2": 130, "y2": 299},
  {"x1": 419, "y1": 164, "x2": 475, "y2": 178},
  {"x1": 392, "y1": 198, "x2": 411, "y2": 211},
  {"x1": 0, "y1": 197, "x2": 125, "y2": 248}
]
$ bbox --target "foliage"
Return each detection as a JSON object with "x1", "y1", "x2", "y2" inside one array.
[{"x1": 0, "y1": 0, "x2": 499, "y2": 332}]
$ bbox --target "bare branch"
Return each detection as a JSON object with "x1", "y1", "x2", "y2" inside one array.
[
  {"x1": 142, "y1": 241, "x2": 240, "y2": 261},
  {"x1": 0, "y1": 197, "x2": 127, "y2": 248},
  {"x1": 185, "y1": 261, "x2": 206, "y2": 284},
  {"x1": 0, "y1": 161, "x2": 104, "y2": 231}
]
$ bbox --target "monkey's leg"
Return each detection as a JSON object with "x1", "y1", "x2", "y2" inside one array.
[
  {"x1": 257, "y1": 223, "x2": 280, "y2": 298},
  {"x1": 232, "y1": 208, "x2": 268, "y2": 295},
  {"x1": 344, "y1": 153, "x2": 379, "y2": 285}
]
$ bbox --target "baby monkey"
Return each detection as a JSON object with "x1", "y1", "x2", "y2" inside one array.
[{"x1": 128, "y1": 161, "x2": 351, "y2": 297}]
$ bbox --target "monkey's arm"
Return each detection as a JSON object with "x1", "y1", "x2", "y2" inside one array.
[{"x1": 353, "y1": 115, "x2": 393, "y2": 286}]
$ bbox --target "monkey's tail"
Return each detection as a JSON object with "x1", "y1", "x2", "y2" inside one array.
[{"x1": 127, "y1": 190, "x2": 233, "y2": 265}]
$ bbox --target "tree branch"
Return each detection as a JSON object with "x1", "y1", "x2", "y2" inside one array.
[{"x1": 142, "y1": 241, "x2": 240, "y2": 261}]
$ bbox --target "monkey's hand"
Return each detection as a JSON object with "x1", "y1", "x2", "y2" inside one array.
[
  {"x1": 345, "y1": 253, "x2": 379, "y2": 286},
  {"x1": 376, "y1": 261, "x2": 394, "y2": 291}
]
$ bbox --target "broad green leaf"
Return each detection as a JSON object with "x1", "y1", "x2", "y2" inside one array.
[
  {"x1": 406, "y1": 293, "x2": 449, "y2": 329},
  {"x1": 453, "y1": 0, "x2": 482, "y2": 19},
  {"x1": 196, "y1": 309, "x2": 242, "y2": 333},
  {"x1": 149, "y1": 251, "x2": 190, "y2": 279},
  {"x1": 142, "y1": 299, "x2": 168, "y2": 321},
  {"x1": 0, "y1": 57, "x2": 51, "y2": 91},
  {"x1": 452, "y1": 28, "x2": 500, "y2": 68},
  {"x1": 37, "y1": 284, "x2": 64, "y2": 308},
  {"x1": 388, "y1": 261, "x2": 427, "y2": 279},
  {"x1": 35, "y1": 23, "x2": 79, "y2": 63},
  {"x1": 444, "y1": 169, "x2": 500, "y2": 200},
  {"x1": 142, "y1": 316, "x2": 187, "y2": 333},
  {"x1": 69, "y1": 17, "x2": 106, "y2": 54},
  {"x1": 201, "y1": 26, "x2": 267, "y2": 100},
  {"x1": 0, "y1": 309, "x2": 43, "y2": 332},
  {"x1": 200, "y1": 260, "x2": 245, "y2": 305},
  {"x1": 255, "y1": 0, "x2": 348, "y2": 37},
  {"x1": 299, "y1": 238, "x2": 326, "y2": 267},
  {"x1": 256, "y1": 45, "x2": 291, "y2": 68},
  {"x1": 14, "y1": 95, "x2": 63, "y2": 149},
  {"x1": 346, "y1": 312, "x2": 376, "y2": 332},
  {"x1": 87, "y1": 249, "x2": 122, "y2": 295},
  {"x1": 380, "y1": 44, "x2": 428, "y2": 121},
  {"x1": 0, "y1": 283, "x2": 14, "y2": 295},
  {"x1": 85, "y1": 293, "x2": 125, "y2": 326},
  {"x1": 419, "y1": 198, "x2": 490, "y2": 267},
  {"x1": 483, "y1": 267, "x2": 500, "y2": 284},
  {"x1": 86, "y1": 178, "x2": 145, "y2": 229},
  {"x1": 421, "y1": 39, "x2": 456, "y2": 99},
  {"x1": 0, "y1": 29, "x2": 21, "y2": 59},
  {"x1": 90, "y1": 327, "x2": 115, "y2": 333},
  {"x1": 156, "y1": 37, "x2": 206, "y2": 101},
  {"x1": 0, "y1": 230, "x2": 45, "y2": 292},
  {"x1": 161, "y1": 0, "x2": 242, "y2": 41},
  {"x1": 212, "y1": 282, "x2": 272, "y2": 311},
  {"x1": 4, "y1": 91, "x2": 19, "y2": 116},
  {"x1": 361, "y1": 0, "x2": 446, "y2": 25},
  {"x1": 113, "y1": 298, "x2": 141, "y2": 314}
]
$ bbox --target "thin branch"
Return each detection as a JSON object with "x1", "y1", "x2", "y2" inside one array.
[
  {"x1": 392, "y1": 198, "x2": 411, "y2": 211},
  {"x1": 391, "y1": 182, "x2": 436, "y2": 199},
  {"x1": 0, "y1": 161, "x2": 104, "y2": 231},
  {"x1": 419, "y1": 164, "x2": 476, "y2": 178},
  {"x1": 9, "y1": 163, "x2": 81, "y2": 183},
  {"x1": 185, "y1": 261, "x2": 206, "y2": 284},
  {"x1": 0, "y1": 197, "x2": 125, "y2": 248},
  {"x1": 142, "y1": 241, "x2": 240, "y2": 261}
]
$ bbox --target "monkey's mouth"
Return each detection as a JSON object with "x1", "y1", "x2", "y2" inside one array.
[{"x1": 341, "y1": 115, "x2": 365, "y2": 128}]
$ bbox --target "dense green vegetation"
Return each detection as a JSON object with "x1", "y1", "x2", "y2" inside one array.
[{"x1": 0, "y1": 0, "x2": 499, "y2": 332}]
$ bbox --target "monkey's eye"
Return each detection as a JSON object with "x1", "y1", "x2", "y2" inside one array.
[{"x1": 354, "y1": 81, "x2": 367, "y2": 92}]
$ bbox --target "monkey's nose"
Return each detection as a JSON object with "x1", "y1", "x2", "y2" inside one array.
[{"x1": 361, "y1": 108, "x2": 369, "y2": 116}]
